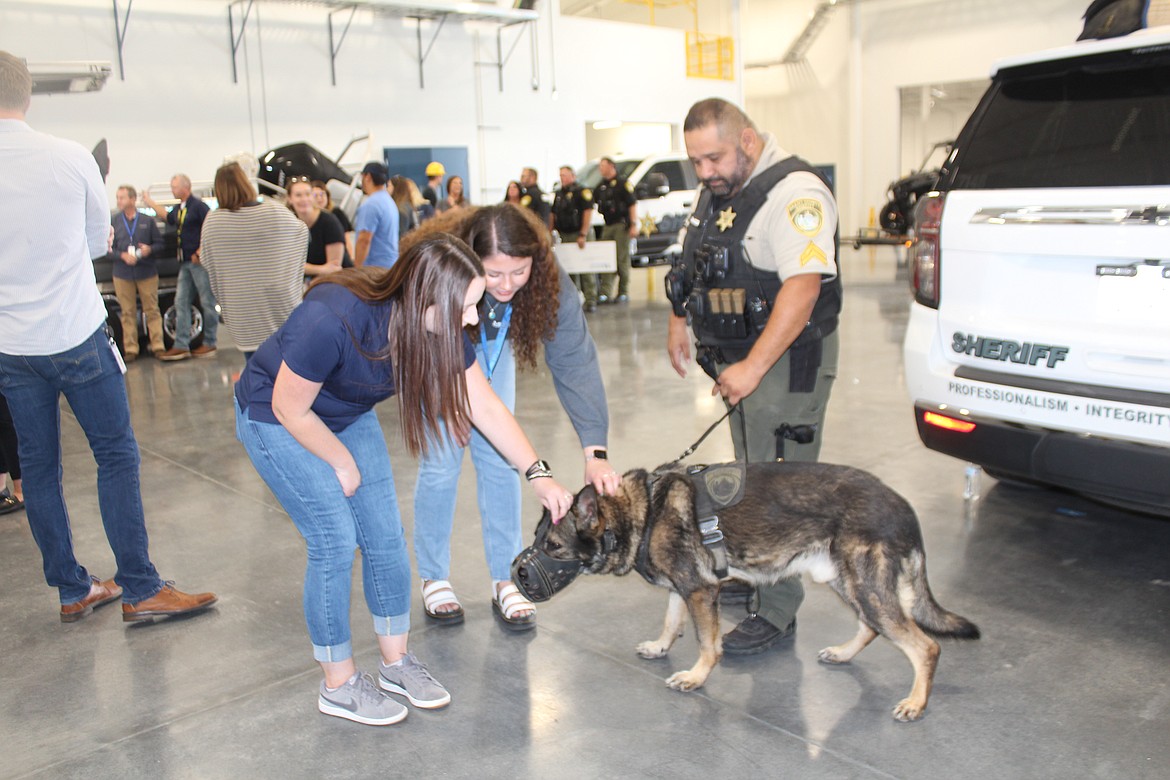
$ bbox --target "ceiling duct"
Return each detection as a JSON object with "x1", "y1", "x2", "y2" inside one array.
[{"x1": 745, "y1": 0, "x2": 841, "y2": 70}]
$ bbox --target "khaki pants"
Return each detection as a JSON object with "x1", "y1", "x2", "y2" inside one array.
[
  {"x1": 718, "y1": 329, "x2": 840, "y2": 627},
  {"x1": 113, "y1": 275, "x2": 164, "y2": 356},
  {"x1": 598, "y1": 223, "x2": 631, "y2": 298}
]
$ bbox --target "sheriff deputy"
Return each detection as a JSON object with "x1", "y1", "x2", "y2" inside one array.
[
  {"x1": 551, "y1": 165, "x2": 598, "y2": 311},
  {"x1": 593, "y1": 156, "x2": 638, "y2": 303},
  {"x1": 665, "y1": 98, "x2": 842, "y2": 657}
]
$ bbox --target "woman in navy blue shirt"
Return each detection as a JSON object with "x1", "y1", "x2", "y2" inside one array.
[{"x1": 234, "y1": 234, "x2": 572, "y2": 727}]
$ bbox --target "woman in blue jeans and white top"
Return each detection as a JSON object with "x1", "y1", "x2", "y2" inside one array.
[
  {"x1": 234, "y1": 234, "x2": 573, "y2": 726},
  {"x1": 406, "y1": 204, "x2": 622, "y2": 631}
]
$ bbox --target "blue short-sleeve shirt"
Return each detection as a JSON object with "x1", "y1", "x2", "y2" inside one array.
[
  {"x1": 235, "y1": 282, "x2": 476, "y2": 432},
  {"x1": 353, "y1": 189, "x2": 399, "y2": 268}
]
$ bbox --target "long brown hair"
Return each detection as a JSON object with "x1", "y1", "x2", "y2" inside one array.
[
  {"x1": 400, "y1": 204, "x2": 559, "y2": 369},
  {"x1": 310, "y1": 235, "x2": 484, "y2": 455}
]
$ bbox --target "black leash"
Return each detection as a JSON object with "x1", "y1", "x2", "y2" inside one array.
[{"x1": 672, "y1": 402, "x2": 742, "y2": 463}]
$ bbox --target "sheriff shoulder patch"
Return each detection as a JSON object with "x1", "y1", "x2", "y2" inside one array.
[
  {"x1": 582, "y1": 188, "x2": 593, "y2": 201},
  {"x1": 520, "y1": 195, "x2": 532, "y2": 207},
  {"x1": 787, "y1": 198, "x2": 824, "y2": 237}
]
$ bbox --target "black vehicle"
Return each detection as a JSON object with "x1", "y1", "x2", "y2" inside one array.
[
  {"x1": 257, "y1": 142, "x2": 352, "y2": 196},
  {"x1": 878, "y1": 140, "x2": 951, "y2": 235},
  {"x1": 92, "y1": 221, "x2": 206, "y2": 357}
]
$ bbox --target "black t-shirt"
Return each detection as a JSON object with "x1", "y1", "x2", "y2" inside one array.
[
  {"x1": 330, "y1": 207, "x2": 353, "y2": 234},
  {"x1": 307, "y1": 210, "x2": 352, "y2": 267}
]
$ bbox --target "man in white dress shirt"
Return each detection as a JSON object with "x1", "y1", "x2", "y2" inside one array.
[{"x1": 0, "y1": 51, "x2": 216, "y2": 624}]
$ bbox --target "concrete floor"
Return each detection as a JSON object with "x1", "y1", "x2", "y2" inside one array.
[{"x1": 3, "y1": 249, "x2": 1169, "y2": 779}]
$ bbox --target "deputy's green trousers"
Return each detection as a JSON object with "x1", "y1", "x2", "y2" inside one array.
[
  {"x1": 718, "y1": 329, "x2": 839, "y2": 628},
  {"x1": 598, "y1": 223, "x2": 631, "y2": 298},
  {"x1": 563, "y1": 231, "x2": 597, "y2": 306}
]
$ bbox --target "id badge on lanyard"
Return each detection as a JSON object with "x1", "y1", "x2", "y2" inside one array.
[{"x1": 479, "y1": 304, "x2": 512, "y2": 383}]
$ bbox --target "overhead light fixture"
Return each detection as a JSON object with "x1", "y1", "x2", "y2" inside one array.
[
  {"x1": 27, "y1": 61, "x2": 112, "y2": 95},
  {"x1": 592, "y1": 120, "x2": 622, "y2": 130}
]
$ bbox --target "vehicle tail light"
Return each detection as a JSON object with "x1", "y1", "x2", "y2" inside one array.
[
  {"x1": 923, "y1": 410, "x2": 975, "y2": 433},
  {"x1": 910, "y1": 192, "x2": 945, "y2": 308}
]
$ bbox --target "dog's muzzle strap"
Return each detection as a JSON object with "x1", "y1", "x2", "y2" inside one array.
[{"x1": 697, "y1": 516, "x2": 729, "y2": 579}]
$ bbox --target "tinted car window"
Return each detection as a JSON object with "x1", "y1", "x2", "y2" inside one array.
[
  {"x1": 951, "y1": 54, "x2": 1170, "y2": 189},
  {"x1": 578, "y1": 160, "x2": 641, "y2": 190},
  {"x1": 645, "y1": 161, "x2": 689, "y2": 191}
]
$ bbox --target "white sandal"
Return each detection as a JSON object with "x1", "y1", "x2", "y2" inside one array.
[
  {"x1": 421, "y1": 579, "x2": 464, "y2": 624},
  {"x1": 492, "y1": 581, "x2": 536, "y2": 632}
]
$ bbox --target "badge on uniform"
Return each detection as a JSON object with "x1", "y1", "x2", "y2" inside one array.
[
  {"x1": 716, "y1": 207, "x2": 736, "y2": 232},
  {"x1": 787, "y1": 198, "x2": 824, "y2": 236},
  {"x1": 521, "y1": 195, "x2": 532, "y2": 207}
]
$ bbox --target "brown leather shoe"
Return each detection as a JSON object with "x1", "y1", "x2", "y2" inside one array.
[
  {"x1": 158, "y1": 347, "x2": 191, "y2": 362},
  {"x1": 122, "y1": 583, "x2": 218, "y2": 622},
  {"x1": 60, "y1": 577, "x2": 123, "y2": 623},
  {"x1": 191, "y1": 344, "x2": 217, "y2": 358}
]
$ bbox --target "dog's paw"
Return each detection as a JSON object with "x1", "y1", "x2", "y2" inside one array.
[
  {"x1": 817, "y1": 646, "x2": 850, "y2": 665},
  {"x1": 891, "y1": 698, "x2": 925, "y2": 722},
  {"x1": 665, "y1": 670, "x2": 706, "y2": 692},
  {"x1": 636, "y1": 640, "x2": 669, "y2": 659}
]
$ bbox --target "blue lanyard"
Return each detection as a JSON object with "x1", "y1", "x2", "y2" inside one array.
[
  {"x1": 120, "y1": 211, "x2": 140, "y2": 249},
  {"x1": 479, "y1": 303, "x2": 512, "y2": 382}
]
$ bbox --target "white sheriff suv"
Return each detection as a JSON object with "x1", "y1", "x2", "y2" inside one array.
[{"x1": 903, "y1": 27, "x2": 1170, "y2": 515}]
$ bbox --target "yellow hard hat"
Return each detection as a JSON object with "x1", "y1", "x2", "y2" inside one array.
[{"x1": 425, "y1": 161, "x2": 445, "y2": 177}]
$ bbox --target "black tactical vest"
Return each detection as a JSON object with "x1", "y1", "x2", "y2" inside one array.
[
  {"x1": 676, "y1": 156, "x2": 842, "y2": 363},
  {"x1": 552, "y1": 184, "x2": 586, "y2": 235}
]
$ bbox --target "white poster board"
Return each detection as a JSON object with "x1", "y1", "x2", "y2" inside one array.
[{"x1": 553, "y1": 240, "x2": 618, "y2": 274}]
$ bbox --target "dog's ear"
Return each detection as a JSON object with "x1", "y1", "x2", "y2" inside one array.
[{"x1": 573, "y1": 485, "x2": 600, "y2": 533}]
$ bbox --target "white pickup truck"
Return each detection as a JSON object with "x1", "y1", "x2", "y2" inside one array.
[
  {"x1": 903, "y1": 27, "x2": 1170, "y2": 515},
  {"x1": 576, "y1": 152, "x2": 697, "y2": 265}
]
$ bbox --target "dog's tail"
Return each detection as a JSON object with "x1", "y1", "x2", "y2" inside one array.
[{"x1": 905, "y1": 551, "x2": 981, "y2": 640}]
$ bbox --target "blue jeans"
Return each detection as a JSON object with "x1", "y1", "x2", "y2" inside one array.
[
  {"x1": 414, "y1": 340, "x2": 520, "y2": 583},
  {"x1": 174, "y1": 262, "x2": 218, "y2": 349},
  {"x1": 235, "y1": 401, "x2": 410, "y2": 662},
  {"x1": 0, "y1": 327, "x2": 163, "y2": 604}
]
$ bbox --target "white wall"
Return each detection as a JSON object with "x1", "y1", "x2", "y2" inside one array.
[
  {"x1": 2, "y1": 0, "x2": 738, "y2": 204},
  {"x1": 742, "y1": 0, "x2": 1088, "y2": 233}
]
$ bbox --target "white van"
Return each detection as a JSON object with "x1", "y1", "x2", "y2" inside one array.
[
  {"x1": 576, "y1": 152, "x2": 697, "y2": 264},
  {"x1": 903, "y1": 28, "x2": 1170, "y2": 515}
]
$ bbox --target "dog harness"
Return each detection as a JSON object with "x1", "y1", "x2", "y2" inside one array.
[
  {"x1": 686, "y1": 462, "x2": 746, "y2": 579},
  {"x1": 635, "y1": 463, "x2": 747, "y2": 582}
]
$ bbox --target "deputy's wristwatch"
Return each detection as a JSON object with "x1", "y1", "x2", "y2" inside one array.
[{"x1": 587, "y1": 449, "x2": 608, "y2": 461}]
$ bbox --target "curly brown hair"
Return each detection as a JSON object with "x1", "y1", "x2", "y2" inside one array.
[{"x1": 400, "y1": 203, "x2": 559, "y2": 370}]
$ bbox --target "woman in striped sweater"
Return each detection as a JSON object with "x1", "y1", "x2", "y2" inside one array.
[{"x1": 201, "y1": 163, "x2": 308, "y2": 361}]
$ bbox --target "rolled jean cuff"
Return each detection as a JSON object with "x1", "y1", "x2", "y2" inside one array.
[
  {"x1": 374, "y1": 611, "x2": 410, "y2": 637},
  {"x1": 312, "y1": 639, "x2": 353, "y2": 664}
]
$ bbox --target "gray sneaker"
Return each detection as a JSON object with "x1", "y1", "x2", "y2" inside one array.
[
  {"x1": 318, "y1": 672, "x2": 408, "y2": 726},
  {"x1": 379, "y1": 653, "x2": 451, "y2": 709}
]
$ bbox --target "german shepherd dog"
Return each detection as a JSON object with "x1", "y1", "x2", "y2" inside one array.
[{"x1": 515, "y1": 462, "x2": 979, "y2": 721}]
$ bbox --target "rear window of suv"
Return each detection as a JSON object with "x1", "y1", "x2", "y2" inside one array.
[{"x1": 950, "y1": 49, "x2": 1170, "y2": 189}]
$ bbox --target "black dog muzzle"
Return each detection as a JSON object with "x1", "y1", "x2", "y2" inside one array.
[
  {"x1": 511, "y1": 513, "x2": 618, "y2": 602},
  {"x1": 511, "y1": 514, "x2": 583, "y2": 602},
  {"x1": 511, "y1": 546, "x2": 583, "y2": 603}
]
